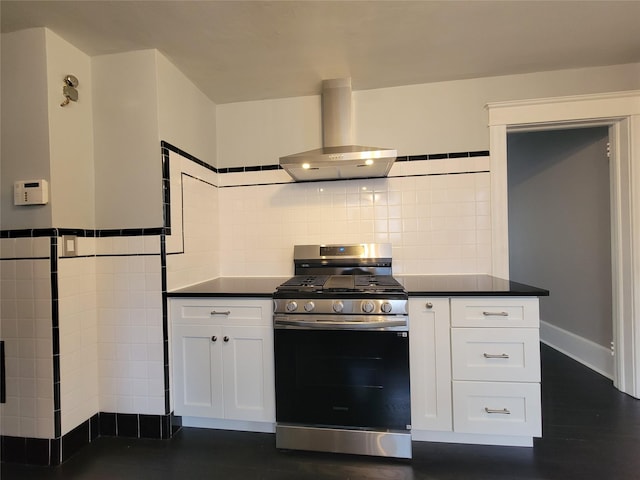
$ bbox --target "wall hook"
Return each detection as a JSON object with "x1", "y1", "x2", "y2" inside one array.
[{"x1": 60, "y1": 74, "x2": 79, "y2": 107}]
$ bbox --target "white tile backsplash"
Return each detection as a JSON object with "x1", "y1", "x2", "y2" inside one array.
[{"x1": 216, "y1": 157, "x2": 492, "y2": 276}]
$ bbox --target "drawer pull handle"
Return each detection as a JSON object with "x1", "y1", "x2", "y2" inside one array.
[
  {"x1": 483, "y1": 353, "x2": 510, "y2": 359},
  {"x1": 210, "y1": 310, "x2": 231, "y2": 316},
  {"x1": 485, "y1": 407, "x2": 511, "y2": 415},
  {"x1": 482, "y1": 311, "x2": 509, "y2": 317}
]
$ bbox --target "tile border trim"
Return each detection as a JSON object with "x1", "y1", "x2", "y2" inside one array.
[
  {"x1": 216, "y1": 150, "x2": 490, "y2": 174},
  {"x1": 0, "y1": 412, "x2": 181, "y2": 466},
  {"x1": 159, "y1": 139, "x2": 489, "y2": 175},
  {"x1": 50, "y1": 238, "x2": 61, "y2": 441},
  {"x1": 0, "y1": 227, "x2": 168, "y2": 239}
]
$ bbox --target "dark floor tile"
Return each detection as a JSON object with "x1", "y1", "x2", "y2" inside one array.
[
  {"x1": 90, "y1": 414, "x2": 100, "y2": 441},
  {"x1": 1, "y1": 436, "x2": 26, "y2": 464},
  {"x1": 139, "y1": 415, "x2": 162, "y2": 439},
  {"x1": 99, "y1": 412, "x2": 116, "y2": 436},
  {"x1": 25, "y1": 438, "x2": 50, "y2": 466},
  {"x1": 62, "y1": 420, "x2": 90, "y2": 462},
  {"x1": 49, "y1": 437, "x2": 61, "y2": 466},
  {"x1": 116, "y1": 413, "x2": 139, "y2": 437}
]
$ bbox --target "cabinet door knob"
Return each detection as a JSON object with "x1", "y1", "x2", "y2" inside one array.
[
  {"x1": 223, "y1": 336, "x2": 230, "y2": 342},
  {"x1": 211, "y1": 336, "x2": 217, "y2": 342},
  {"x1": 425, "y1": 302, "x2": 433, "y2": 309}
]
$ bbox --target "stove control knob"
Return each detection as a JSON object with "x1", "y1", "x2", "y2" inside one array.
[
  {"x1": 332, "y1": 301, "x2": 344, "y2": 313},
  {"x1": 381, "y1": 302, "x2": 393, "y2": 313},
  {"x1": 361, "y1": 300, "x2": 376, "y2": 314},
  {"x1": 285, "y1": 301, "x2": 298, "y2": 312},
  {"x1": 304, "y1": 301, "x2": 315, "y2": 312}
]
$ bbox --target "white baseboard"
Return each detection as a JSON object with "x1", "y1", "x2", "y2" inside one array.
[{"x1": 540, "y1": 320, "x2": 614, "y2": 380}]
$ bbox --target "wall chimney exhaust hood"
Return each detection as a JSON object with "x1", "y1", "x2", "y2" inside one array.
[{"x1": 279, "y1": 78, "x2": 397, "y2": 182}]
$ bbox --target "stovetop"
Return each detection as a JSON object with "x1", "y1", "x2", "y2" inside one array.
[
  {"x1": 275, "y1": 274, "x2": 406, "y2": 294},
  {"x1": 274, "y1": 274, "x2": 407, "y2": 315}
]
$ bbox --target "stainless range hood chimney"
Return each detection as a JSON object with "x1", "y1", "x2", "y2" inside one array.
[{"x1": 279, "y1": 78, "x2": 397, "y2": 182}]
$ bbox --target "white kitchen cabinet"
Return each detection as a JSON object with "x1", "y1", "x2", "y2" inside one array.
[
  {"x1": 169, "y1": 293, "x2": 542, "y2": 444},
  {"x1": 409, "y1": 298, "x2": 452, "y2": 432},
  {"x1": 450, "y1": 297, "x2": 541, "y2": 440},
  {"x1": 170, "y1": 298, "x2": 275, "y2": 425}
]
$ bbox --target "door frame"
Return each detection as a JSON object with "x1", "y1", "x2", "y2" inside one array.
[{"x1": 486, "y1": 90, "x2": 640, "y2": 397}]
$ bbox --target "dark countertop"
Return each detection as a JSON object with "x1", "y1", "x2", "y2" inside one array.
[
  {"x1": 167, "y1": 275, "x2": 548, "y2": 297},
  {"x1": 397, "y1": 274, "x2": 549, "y2": 297},
  {"x1": 168, "y1": 277, "x2": 290, "y2": 297}
]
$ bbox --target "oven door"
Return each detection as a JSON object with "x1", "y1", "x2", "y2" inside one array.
[{"x1": 274, "y1": 327, "x2": 410, "y2": 431}]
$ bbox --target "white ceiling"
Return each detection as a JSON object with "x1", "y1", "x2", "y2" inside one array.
[{"x1": 2, "y1": 1, "x2": 639, "y2": 104}]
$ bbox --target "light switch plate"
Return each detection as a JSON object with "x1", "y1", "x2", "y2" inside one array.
[{"x1": 62, "y1": 235, "x2": 77, "y2": 257}]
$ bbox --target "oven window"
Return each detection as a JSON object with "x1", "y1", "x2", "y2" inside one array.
[{"x1": 274, "y1": 329, "x2": 410, "y2": 430}]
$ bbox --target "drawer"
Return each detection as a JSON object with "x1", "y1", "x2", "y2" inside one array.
[
  {"x1": 451, "y1": 328, "x2": 540, "y2": 382},
  {"x1": 170, "y1": 298, "x2": 272, "y2": 326},
  {"x1": 452, "y1": 381, "x2": 541, "y2": 437},
  {"x1": 451, "y1": 297, "x2": 539, "y2": 327}
]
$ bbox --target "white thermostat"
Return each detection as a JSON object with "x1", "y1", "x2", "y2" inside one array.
[{"x1": 14, "y1": 179, "x2": 49, "y2": 205}]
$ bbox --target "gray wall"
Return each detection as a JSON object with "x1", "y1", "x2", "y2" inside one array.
[
  {"x1": 1, "y1": 29, "x2": 52, "y2": 229},
  {"x1": 217, "y1": 63, "x2": 640, "y2": 169},
  {"x1": 508, "y1": 127, "x2": 612, "y2": 347}
]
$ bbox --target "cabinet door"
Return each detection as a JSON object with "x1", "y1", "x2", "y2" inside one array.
[
  {"x1": 409, "y1": 298, "x2": 452, "y2": 432},
  {"x1": 172, "y1": 324, "x2": 224, "y2": 418},
  {"x1": 222, "y1": 325, "x2": 275, "y2": 422}
]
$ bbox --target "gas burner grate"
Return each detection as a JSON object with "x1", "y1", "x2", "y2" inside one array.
[
  {"x1": 354, "y1": 275, "x2": 404, "y2": 290},
  {"x1": 277, "y1": 275, "x2": 329, "y2": 290}
]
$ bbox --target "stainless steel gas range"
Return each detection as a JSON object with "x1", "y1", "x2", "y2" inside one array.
[{"x1": 273, "y1": 244, "x2": 411, "y2": 459}]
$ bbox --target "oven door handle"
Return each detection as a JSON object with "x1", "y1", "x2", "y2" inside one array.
[{"x1": 274, "y1": 319, "x2": 408, "y2": 330}]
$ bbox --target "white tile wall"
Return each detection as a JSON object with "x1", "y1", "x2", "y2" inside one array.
[
  {"x1": 165, "y1": 153, "x2": 492, "y2": 281},
  {"x1": 57, "y1": 237, "x2": 99, "y2": 436},
  {"x1": 2, "y1": 233, "x2": 166, "y2": 439},
  {"x1": 96, "y1": 237, "x2": 164, "y2": 415},
  {"x1": 218, "y1": 157, "x2": 492, "y2": 276},
  {"x1": 166, "y1": 150, "x2": 219, "y2": 290},
  {"x1": 0, "y1": 237, "x2": 54, "y2": 439}
]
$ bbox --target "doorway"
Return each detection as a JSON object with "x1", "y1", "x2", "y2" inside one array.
[
  {"x1": 507, "y1": 127, "x2": 613, "y2": 379},
  {"x1": 486, "y1": 90, "x2": 640, "y2": 398}
]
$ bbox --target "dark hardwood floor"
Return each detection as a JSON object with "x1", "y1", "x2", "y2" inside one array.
[{"x1": 3, "y1": 344, "x2": 640, "y2": 479}]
